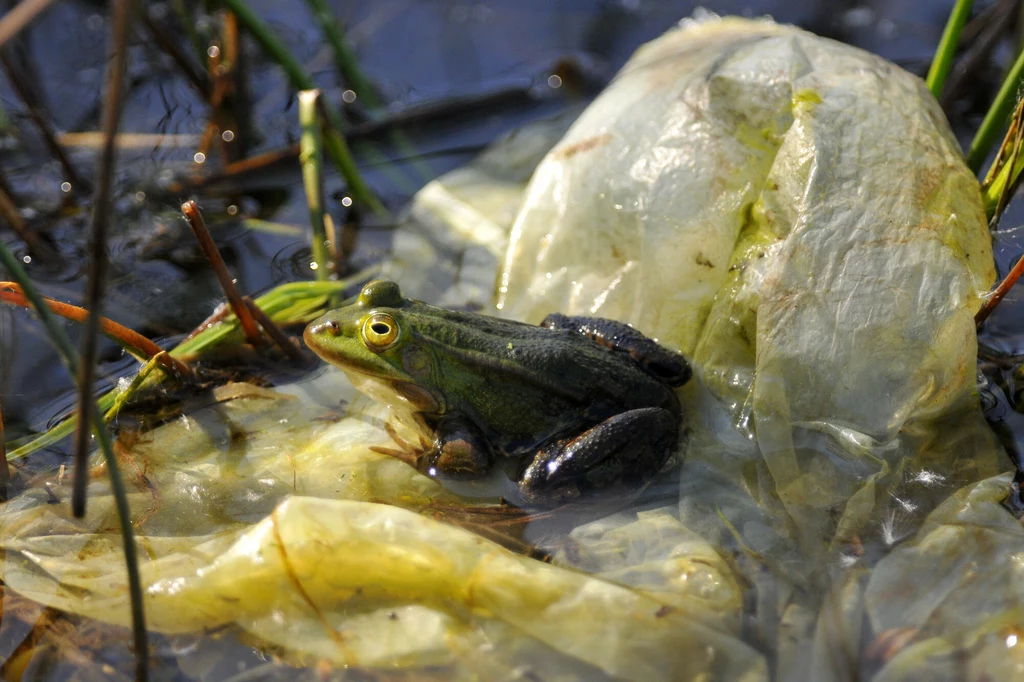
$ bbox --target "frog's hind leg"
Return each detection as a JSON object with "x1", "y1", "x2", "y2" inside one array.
[
  {"x1": 517, "y1": 407, "x2": 680, "y2": 506},
  {"x1": 540, "y1": 313, "x2": 691, "y2": 386}
]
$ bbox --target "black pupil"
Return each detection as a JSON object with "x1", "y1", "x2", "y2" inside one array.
[{"x1": 371, "y1": 322, "x2": 390, "y2": 335}]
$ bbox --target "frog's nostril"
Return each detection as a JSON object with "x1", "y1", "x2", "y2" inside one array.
[{"x1": 312, "y1": 320, "x2": 341, "y2": 336}]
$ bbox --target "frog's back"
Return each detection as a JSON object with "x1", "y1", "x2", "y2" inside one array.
[{"x1": 405, "y1": 304, "x2": 679, "y2": 454}]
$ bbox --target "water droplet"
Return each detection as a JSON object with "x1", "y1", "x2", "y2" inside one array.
[
  {"x1": 60, "y1": 182, "x2": 71, "y2": 193},
  {"x1": 193, "y1": 152, "x2": 206, "y2": 164},
  {"x1": 341, "y1": 196, "x2": 353, "y2": 207},
  {"x1": 207, "y1": 45, "x2": 220, "y2": 59},
  {"x1": 226, "y1": 205, "x2": 238, "y2": 216},
  {"x1": 310, "y1": 262, "x2": 319, "y2": 271},
  {"x1": 547, "y1": 75, "x2": 562, "y2": 89},
  {"x1": 22, "y1": 255, "x2": 31, "y2": 264},
  {"x1": 342, "y1": 90, "x2": 357, "y2": 103},
  {"x1": 221, "y1": 130, "x2": 235, "y2": 142}
]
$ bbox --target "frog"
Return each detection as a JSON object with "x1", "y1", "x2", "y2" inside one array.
[{"x1": 303, "y1": 280, "x2": 691, "y2": 505}]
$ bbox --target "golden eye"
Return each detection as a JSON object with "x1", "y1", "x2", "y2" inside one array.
[{"x1": 361, "y1": 313, "x2": 400, "y2": 350}]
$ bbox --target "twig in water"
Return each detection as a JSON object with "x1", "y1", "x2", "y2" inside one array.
[
  {"x1": 219, "y1": 8, "x2": 252, "y2": 159},
  {"x1": 301, "y1": 0, "x2": 381, "y2": 108},
  {"x1": 0, "y1": 179, "x2": 56, "y2": 260},
  {"x1": 140, "y1": 8, "x2": 211, "y2": 99},
  {"x1": 74, "y1": 0, "x2": 133, "y2": 522},
  {"x1": 180, "y1": 200, "x2": 263, "y2": 346},
  {"x1": 0, "y1": 393, "x2": 9, "y2": 497},
  {"x1": 940, "y1": 0, "x2": 1018, "y2": 109},
  {"x1": 243, "y1": 296, "x2": 304, "y2": 362},
  {"x1": 0, "y1": 284, "x2": 193, "y2": 379},
  {"x1": 218, "y1": 0, "x2": 384, "y2": 214},
  {"x1": 0, "y1": 242, "x2": 148, "y2": 682},
  {"x1": 0, "y1": 0, "x2": 57, "y2": 50},
  {"x1": 0, "y1": 50, "x2": 88, "y2": 194},
  {"x1": 976, "y1": 252, "x2": 1024, "y2": 325},
  {"x1": 298, "y1": 90, "x2": 331, "y2": 279}
]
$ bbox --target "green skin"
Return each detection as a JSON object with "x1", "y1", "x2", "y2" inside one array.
[{"x1": 303, "y1": 280, "x2": 690, "y2": 506}]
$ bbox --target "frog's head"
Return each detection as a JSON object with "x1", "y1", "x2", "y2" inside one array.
[{"x1": 304, "y1": 280, "x2": 444, "y2": 413}]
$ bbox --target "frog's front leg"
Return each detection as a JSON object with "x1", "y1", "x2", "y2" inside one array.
[
  {"x1": 421, "y1": 415, "x2": 495, "y2": 479},
  {"x1": 517, "y1": 407, "x2": 680, "y2": 505}
]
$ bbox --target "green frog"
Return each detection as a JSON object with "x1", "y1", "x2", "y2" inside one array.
[{"x1": 303, "y1": 280, "x2": 690, "y2": 505}]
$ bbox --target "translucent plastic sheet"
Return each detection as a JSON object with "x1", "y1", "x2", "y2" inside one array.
[
  {"x1": 494, "y1": 11, "x2": 1007, "y2": 622},
  {"x1": 0, "y1": 379, "x2": 764, "y2": 680},
  {"x1": 0, "y1": 14, "x2": 1015, "y2": 681}
]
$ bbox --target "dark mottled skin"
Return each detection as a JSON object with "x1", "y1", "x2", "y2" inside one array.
[{"x1": 304, "y1": 280, "x2": 690, "y2": 505}]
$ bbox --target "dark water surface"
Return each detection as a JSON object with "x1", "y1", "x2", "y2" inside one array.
[{"x1": 0, "y1": 0, "x2": 990, "y2": 437}]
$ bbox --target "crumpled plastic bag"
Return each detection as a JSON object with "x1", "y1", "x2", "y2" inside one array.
[
  {"x1": 494, "y1": 15, "x2": 1004, "y2": 571},
  {"x1": 0, "y1": 378, "x2": 765, "y2": 680},
  {"x1": 392, "y1": 13, "x2": 1012, "y2": 678},
  {"x1": 860, "y1": 473, "x2": 1024, "y2": 682}
]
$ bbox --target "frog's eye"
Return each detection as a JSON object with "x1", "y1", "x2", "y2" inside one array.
[{"x1": 362, "y1": 313, "x2": 400, "y2": 351}]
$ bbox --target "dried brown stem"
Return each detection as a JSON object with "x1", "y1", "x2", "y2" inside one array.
[
  {"x1": 0, "y1": 51, "x2": 88, "y2": 194},
  {"x1": 977, "y1": 252, "x2": 1024, "y2": 325},
  {"x1": 180, "y1": 200, "x2": 263, "y2": 345},
  {"x1": 0, "y1": 285, "x2": 193, "y2": 378},
  {"x1": 72, "y1": 2, "x2": 148, "y2": 678},
  {"x1": 0, "y1": 392, "x2": 9, "y2": 495},
  {"x1": 172, "y1": 84, "x2": 538, "y2": 195},
  {"x1": 181, "y1": 303, "x2": 231, "y2": 343},
  {"x1": 0, "y1": 0, "x2": 57, "y2": 49},
  {"x1": 242, "y1": 296, "x2": 303, "y2": 362},
  {"x1": 220, "y1": 8, "x2": 251, "y2": 159},
  {"x1": 140, "y1": 9, "x2": 211, "y2": 99},
  {"x1": 0, "y1": 167, "x2": 58, "y2": 260},
  {"x1": 941, "y1": 0, "x2": 1018, "y2": 109},
  {"x1": 74, "y1": 0, "x2": 133, "y2": 523}
]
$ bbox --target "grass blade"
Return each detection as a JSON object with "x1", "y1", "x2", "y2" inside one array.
[
  {"x1": 74, "y1": 0, "x2": 133, "y2": 521},
  {"x1": 301, "y1": 0, "x2": 380, "y2": 108},
  {"x1": 6, "y1": 268, "x2": 378, "y2": 460},
  {"x1": 219, "y1": 0, "x2": 384, "y2": 214},
  {"x1": 966, "y1": 44, "x2": 1024, "y2": 171},
  {"x1": 0, "y1": 242, "x2": 148, "y2": 681},
  {"x1": 299, "y1": 90, "x2": 331, "y2": 280},
  {"x1": 926, "y1": 0, "x2": 973, "y2": 99},
  {"x1": 0, "y1": 285, "x2": 192, "y2": 378}
]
